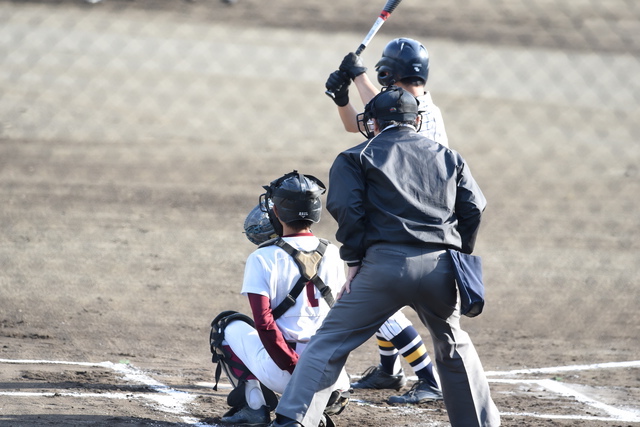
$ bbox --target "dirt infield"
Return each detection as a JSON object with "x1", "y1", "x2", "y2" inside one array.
[{"x1": 1, "y1": 1, "x2": 639, "y2": 426}]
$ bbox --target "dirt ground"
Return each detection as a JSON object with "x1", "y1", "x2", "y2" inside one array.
[{"x1": 1, "y1": 0, "x2": 639, "y2": 426}]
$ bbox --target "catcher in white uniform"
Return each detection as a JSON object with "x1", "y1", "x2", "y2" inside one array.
[
  {"x1": 323, "y1": 37, "x2": 447, "y2": 404},
  {"x1": 209, "y1": 171, "x2": 350, "y2": 426}
]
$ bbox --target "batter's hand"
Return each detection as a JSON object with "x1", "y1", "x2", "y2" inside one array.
[
  {"x1": 339, "y1": 52, "x2": 367, "y2": 80},
  {"x1": 325, "y1": 70, "x2": 351, "y2": 107}
]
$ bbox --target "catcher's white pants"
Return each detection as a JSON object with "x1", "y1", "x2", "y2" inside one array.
[{"x1": 222, "y1": 320, "x2": 350, "y2": 395}]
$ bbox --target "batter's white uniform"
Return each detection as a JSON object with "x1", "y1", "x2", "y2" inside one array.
[
  {"x1": 223, "y1": 235, "x2": 350, "y2": 394},
  {"x1": 418, "y1": 91, "x2": 448, "y2": 147}
]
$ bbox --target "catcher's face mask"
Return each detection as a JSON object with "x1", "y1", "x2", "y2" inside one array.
[
  {"x1": 258, "y1": 192, "x2": 283, "y2": 238},
  {"x1": 243, "y1": 203, "x2": 277, "y2": 245}
]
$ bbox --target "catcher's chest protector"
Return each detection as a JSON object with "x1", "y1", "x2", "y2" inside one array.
[{"x1": 260, "y1": 238, "x2": 335, "y2": 319}]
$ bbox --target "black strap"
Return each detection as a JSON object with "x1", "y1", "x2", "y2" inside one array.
[
  {"x1": 213, "y1": 355, "x2": 253, "y2": 391},
  {"x1": 270, "y1": 238, "x2": 335, "y2": 320},
  {"x1": 271, "y1": 276, "x2": 309, "y2": 320}
]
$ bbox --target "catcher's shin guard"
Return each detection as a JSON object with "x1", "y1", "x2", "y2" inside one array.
[
  {"x1": 209, "y1": 310, "x2": 256, "y2": 390},
  {"x1": 209, "y1": 311, "x2": 278, "y2": 411}
]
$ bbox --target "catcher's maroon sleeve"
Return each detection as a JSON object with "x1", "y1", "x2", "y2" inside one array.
[{"x1": 248, "y1": 293, "x2": 299, "y2": 374}]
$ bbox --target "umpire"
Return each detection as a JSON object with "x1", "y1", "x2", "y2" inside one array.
[{"x1": 271, "y1": 86, "x2": 500, "y2": 427}]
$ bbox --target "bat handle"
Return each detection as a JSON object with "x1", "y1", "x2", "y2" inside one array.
[{"x1": 326, "y1": 44, "x2": 366, "y2": 98}]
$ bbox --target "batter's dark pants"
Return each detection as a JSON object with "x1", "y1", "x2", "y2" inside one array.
[{"x1": 275, "y1": 243, "x2": 501, "y2": 427}]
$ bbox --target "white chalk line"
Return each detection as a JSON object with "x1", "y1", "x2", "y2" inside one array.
[
  {"x1": 485, "y1": 359, "x2": 640, "y2": 377},
  {"x1": 353, "y1": 359, "x2": 640, "y2": 423},
  {"x1": 2, "y1": 358, "x2": 639, "y2": 424},
  {"x1": 0, "y1": 358, "x2": 214, "y2": 426},
  {"x1": 492, "y1": 378, "x2": 640, "y2": 422},
  {"x1": 484, "y1": 359, "x2": 640, "y2": 422}
]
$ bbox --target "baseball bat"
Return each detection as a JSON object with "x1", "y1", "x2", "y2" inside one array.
[{"x1": 326, "y1": 0, "x2": 403, "y2": 98}]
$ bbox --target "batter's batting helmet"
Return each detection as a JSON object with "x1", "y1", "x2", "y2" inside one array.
[
  {"x1": 243, "y1": 203, "x2": 278, "y2": 245},
  {"x1": 260, "y1": 171, "x2": 326, "y2": 236},
  {"x1": 375, "y1": 38, "x2": 430, "y2": 87}
]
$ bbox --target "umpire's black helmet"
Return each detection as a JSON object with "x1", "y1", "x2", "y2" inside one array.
[
  {"x1": 357, "y1": 86, "x2": 420, "y2": 138},
  {"x1": 375, "y1": 38, "x2": 430, "y2": 87}
]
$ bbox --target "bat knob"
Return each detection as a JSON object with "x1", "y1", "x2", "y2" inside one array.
[{"x1": 325, "y1": 89, "x2": 336, "y2": 99}]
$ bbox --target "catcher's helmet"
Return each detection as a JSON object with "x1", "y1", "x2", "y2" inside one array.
[
  {"x1": 243, "y1": 203, "x2": 278, "y2": 245},
  {"x1": 259, "y1": 171, "x2": 326, "y2": 236},
  {"x1": 357, "y1": 86, "x2": 420, "y2": 138},
  {"x1": 375, "y1": 38, "x2": 430, "y2": 87}
]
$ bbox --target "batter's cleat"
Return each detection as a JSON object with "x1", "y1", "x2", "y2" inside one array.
[
  {"x1": 220, "y1": 404, "x2": 270, "y2": 425},
  {"x1": 387, "y1": 379, "x2": 443, "y2": 404},
  {"x1": 350, "y1": 365, "x2": 407, "y2": 390}
]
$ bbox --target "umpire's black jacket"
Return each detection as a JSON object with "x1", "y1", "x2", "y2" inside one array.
[{"x1": 326, "y1": 125, "x2": 486, "y2": 266}]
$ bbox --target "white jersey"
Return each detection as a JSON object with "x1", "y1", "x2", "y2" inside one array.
[
  {"x1": 418, "y1": 91, "x2": 448, "y2": 147},
  {"x1": 241, "y1": 235, "x2": 345, "y2": 344}
]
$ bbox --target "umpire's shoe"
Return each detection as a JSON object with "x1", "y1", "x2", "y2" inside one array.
[
  {"x1": 388, "y1": 378, "x2": 443, "y2": 404},
  {"x1": 350, "y1": 365, "x2": 407, "y2": 391},
  {"x1": 221, "y1": 404, "x2": 270, "y2": 425}
]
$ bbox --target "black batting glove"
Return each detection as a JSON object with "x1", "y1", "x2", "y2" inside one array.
[
  {"x1": 339, "y1": 52, "x2": 367, "y2": 80},
  {"x1": 326, "y1": 70, "x2": 351, "y2": 107}
]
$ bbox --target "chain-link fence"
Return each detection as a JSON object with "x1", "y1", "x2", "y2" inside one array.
[{"x1": 1, "y1": 0, "x2": 639, "y2": 352}]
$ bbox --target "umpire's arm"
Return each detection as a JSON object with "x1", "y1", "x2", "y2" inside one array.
[
  {"x1": 455, "y1": 159, "x2": 487, "y2": 254},
  {"x1": 326, "y1": 152, "x2": 367, "y2": 266}
]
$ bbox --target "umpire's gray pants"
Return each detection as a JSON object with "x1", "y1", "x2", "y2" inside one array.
[{"x1": 275, "y1": 243, "x2": 501, "y2": 427}]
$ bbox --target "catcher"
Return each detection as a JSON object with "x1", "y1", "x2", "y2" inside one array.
[{"x1": 209, "y1": 171, "x2": 350, "y2": 426}]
